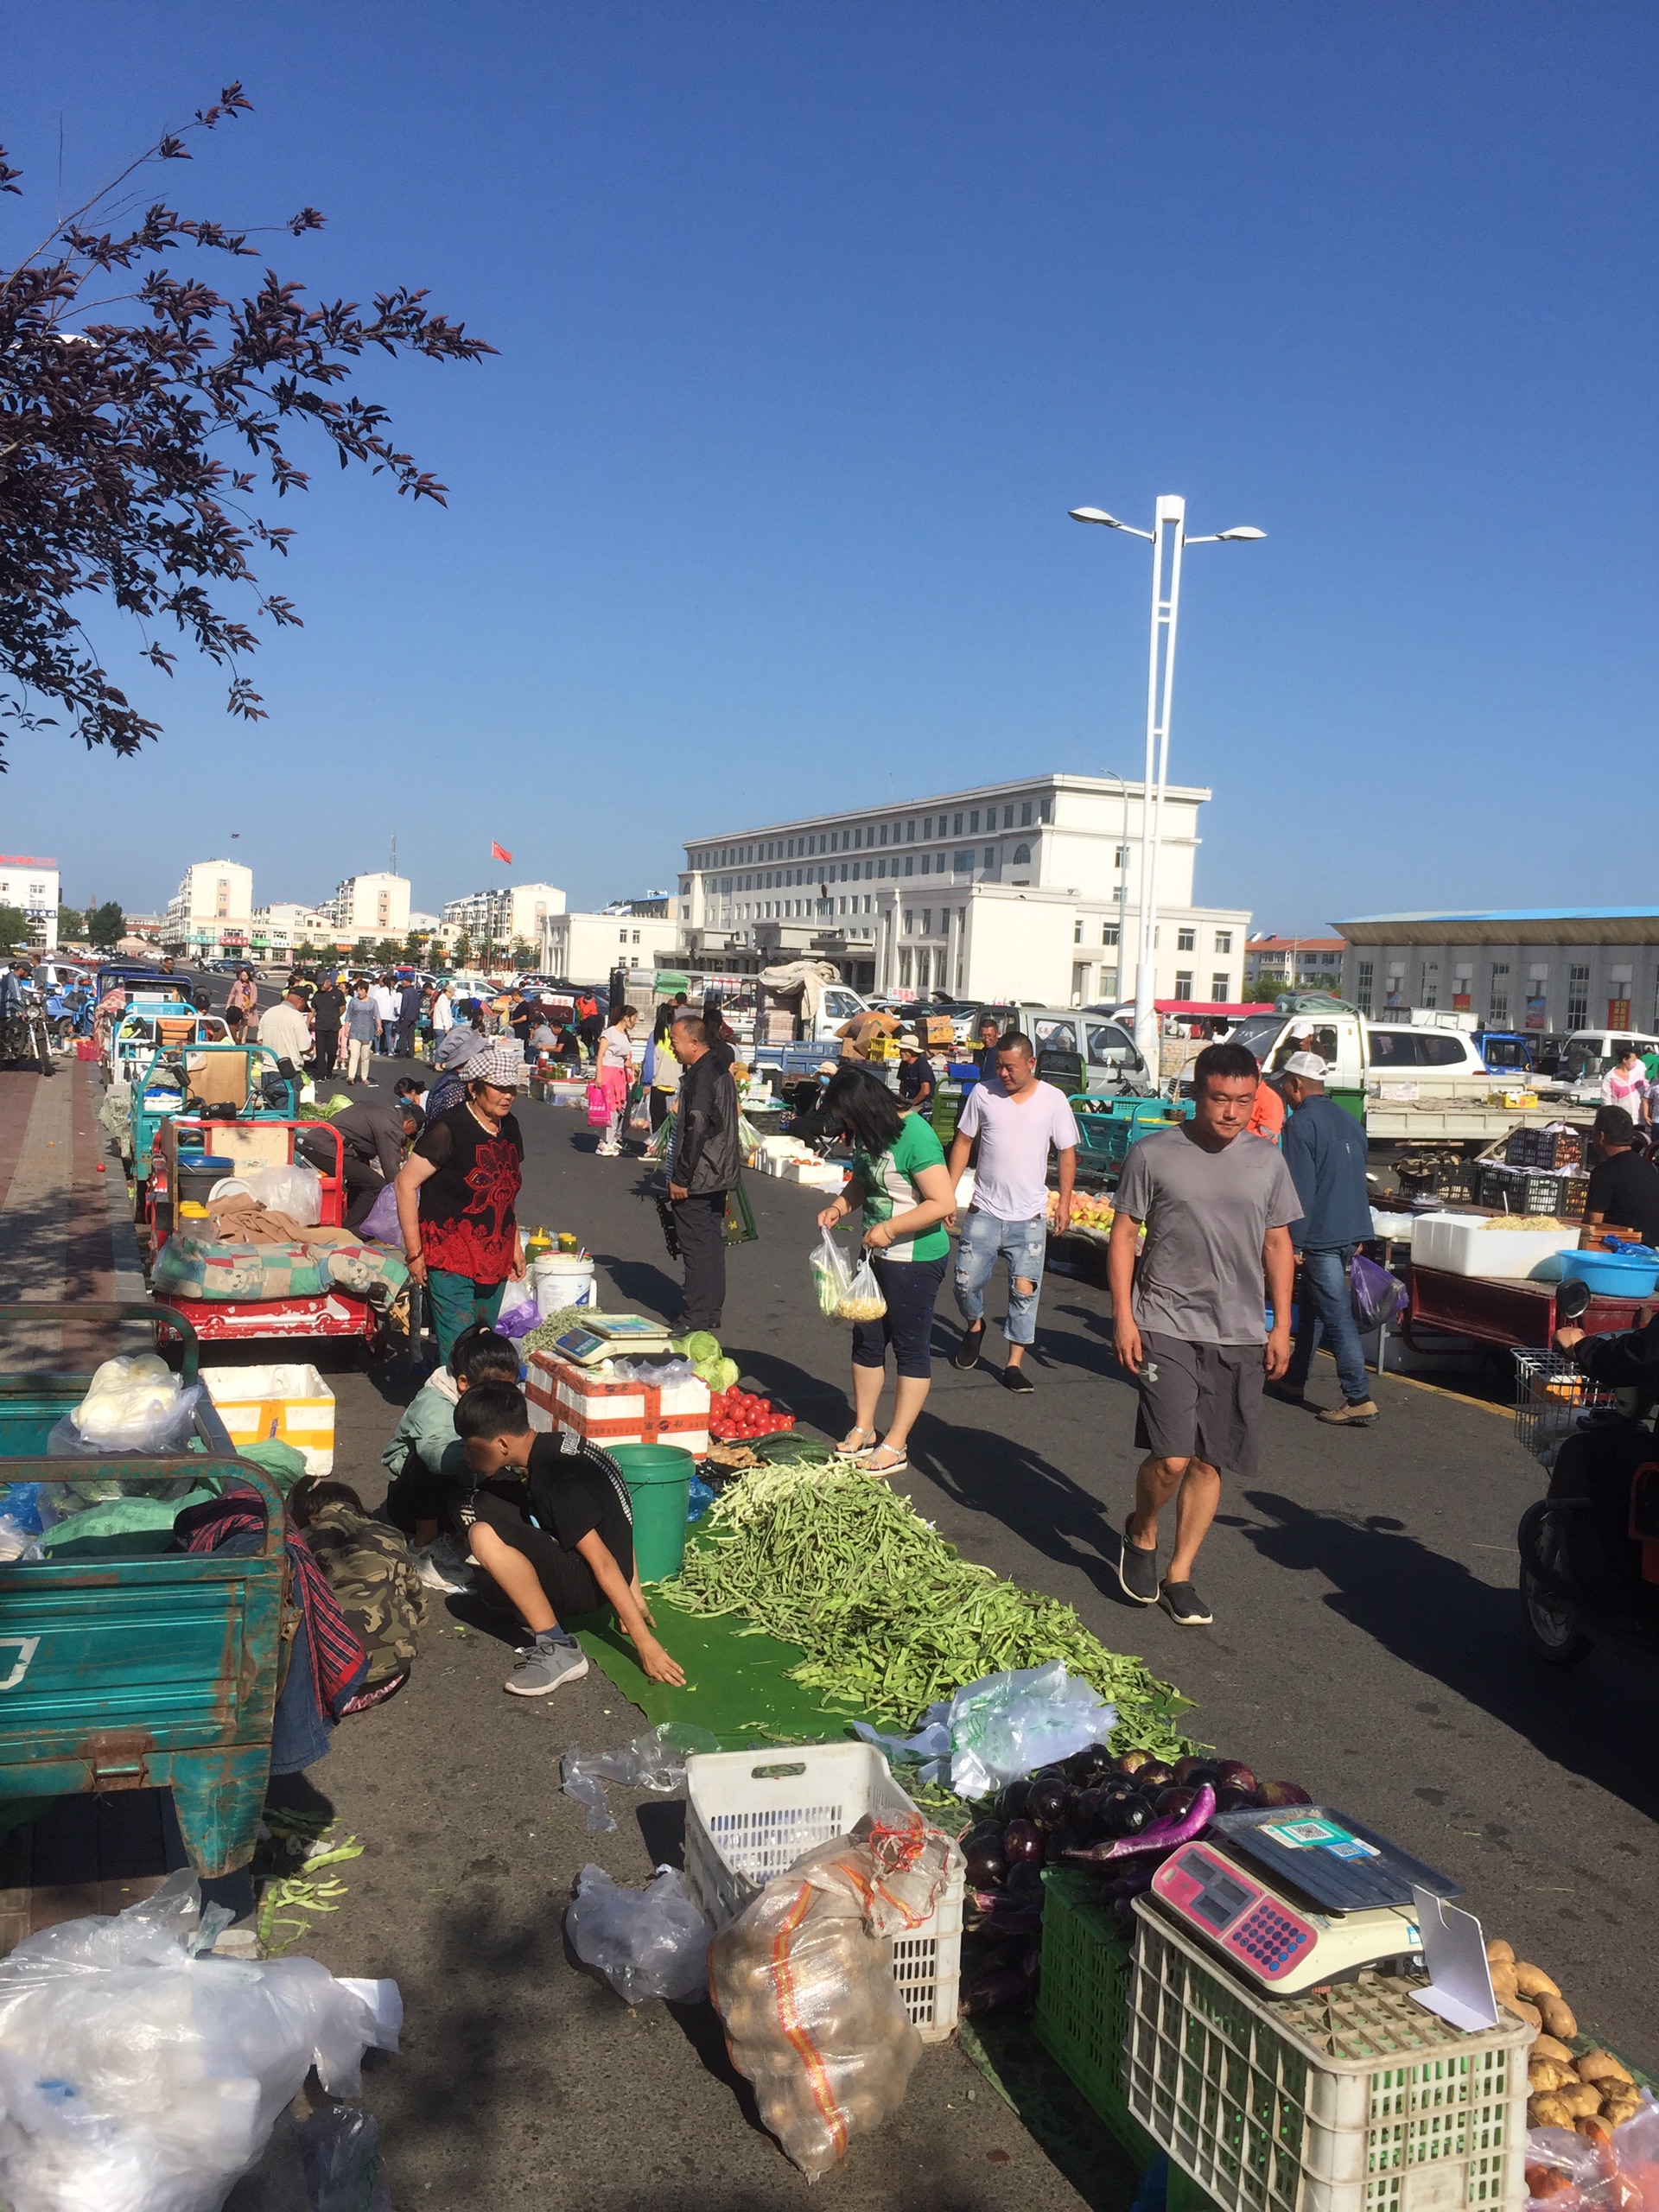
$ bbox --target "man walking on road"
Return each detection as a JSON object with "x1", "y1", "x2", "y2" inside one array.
[
  {"x1": 665, "y1": 1017, "x2": 740, "y2": 1333},
  {"x1": 311, "y1": 973, "x2": 346, "y2": 1081},
  {"x1": 1107, "y1": 1040, "x2": 1301, "y2": 1627},
  {"x1": 1273, "y1": 1052, "x2": 1378, "y2": 1425},
  {"x1": 946, "y1": 1031, "x2": 1077, "y2": 1393},
  {"x1": 395, "y1": 977, "x2": 423, "y2": 1059}
]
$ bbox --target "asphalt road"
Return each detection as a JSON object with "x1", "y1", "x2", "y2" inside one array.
[{"x1": 204, "y1": 1067, "x2": 1659, "y2": 2212}]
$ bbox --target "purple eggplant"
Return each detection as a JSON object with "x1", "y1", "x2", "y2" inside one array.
[
  {"x1": 1003, "y1": 1860, "x2": 1045, "y2": 1901},
  {"x1": 1154, "y1": 1785, "x2": 1198, "y2": 1821},
  {"x1": 1003, "y1": 1818, "x2": 1045, "y2": 1867},
  {"x1": 1102, "y1": 1794, "x2": 1152, "y2": 1839},
  {"x1": 1059, "y1": 1782, "x2": 1216, "y2": 1867},
  {"x1": 1135, "y1": 1760, "x2": 1175, "y2": 1790},
  {"x1": 999, "y1": 1777, "x2": 1033, "y2": 1822},
  {"x1": 1213, "y1": 1783, "x2": 1262, "y2": 1815},
  {"x1": 1065, "y1": 1742, "x2": 1116, "y2": 1788},
  {"x1": 1213, "y1": 1759, "x2": 1259, "y2": 1793},
  {"x1": 1028, "y1": 1775, "x2": 1071, "y2": 1827},
  {"x1": 1173, "y1": 1757, "x2": 1220, "y2": 1788},
  {"x1": 962, "y1": 1963, "x2": 1032, "y2": 2016}
]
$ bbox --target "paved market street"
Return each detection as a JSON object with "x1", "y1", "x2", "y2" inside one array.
[{"x1": 3, "y1": 1058, "x2": 1656, "y2": 2211}]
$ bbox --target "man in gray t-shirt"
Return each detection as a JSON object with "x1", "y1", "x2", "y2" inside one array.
[{"x1": 1106, "y1": 1045, "x2": 1301, "y2": 1629}]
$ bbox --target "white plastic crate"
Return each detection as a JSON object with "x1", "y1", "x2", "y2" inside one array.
[
  {"x1": 200, "y1": 1363, "x2": 336, "y2": 1476},
  {"x1": 1126, "y1": 1904, "x2": 1530, "y2": 2212},
  {"x1": 683, "y1": 1743, "x2": 963, "y2": 2042}
]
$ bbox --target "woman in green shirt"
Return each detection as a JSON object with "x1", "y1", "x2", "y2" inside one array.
[{"x1": 816, "y1": 1069, "x2": 956, "y2": 1477}]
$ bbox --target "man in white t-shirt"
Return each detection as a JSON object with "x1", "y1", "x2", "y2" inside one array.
[
  {"x1": 257, "y1": 984, "x2": 314, "y2": 1076},
  {"x1": 944, "y1": 1031, "x2": 1077, "y2": 1393}
]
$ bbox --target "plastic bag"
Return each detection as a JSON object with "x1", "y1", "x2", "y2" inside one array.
[
  {"x1": 358, "y1": 1181, "x2": 402, "y2": 1247},
  {"x1": 297, "y1": 2104, "x2": 391, "y2": 2212},
  {"x1": 565, "y1": 1865, "x2": 713, "y2": 2005},
  {"x1": 50, "y1": 1355, "x2": 203, "y2": 1456},
  {"x1": 856, "y1": 1658, "x2": 1118, "y2": 1799},
  {"x1": 586, "y1": 1083, "x2": 612, "y2": 1128},
  {"x1": 811, "y1": 1230, "x2": 855, "y2": 1321},
  {"x1": 838, "y1": 1251, "x2": 887, "y2": 1325},
  {"x1": 710, "y1": 1813, "x2": 952, "y2": 2177},
  {"x1": 1350, "y1": 1252, "x2": 1408, "y2": 1331},
  {"x1": 0, "y1": 1870, "x2": 399, "y2": 2212},
  {"x1": 493, "y1": 1278, "x2": 540, "y2": 1339},
  {"x1": 237, "y1": 1162, "x2": 325, "y2": 1225},
  {"x1": 562, "y1": 1723, "x2": 720, "y2": 1833}
]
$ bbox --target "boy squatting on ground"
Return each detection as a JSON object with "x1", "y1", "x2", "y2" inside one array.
[
  {"x1": 453, "y1": 1382, "x2": 688, "y2": 1699},
  {"x1": 381, "y1": 1323, "x2": 522, "y2": 1589}
]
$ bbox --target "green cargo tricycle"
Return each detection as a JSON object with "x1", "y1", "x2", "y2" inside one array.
[{"x1": 0, "y1": 1303, "x2": 285, "y2": 1876}]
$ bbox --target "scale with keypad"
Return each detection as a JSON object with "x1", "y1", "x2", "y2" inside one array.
[
  {"x1": 550, "y1": 1314, "x2": 676, "y2": 1365},
  {"x1": 1147, "y1": 1808, "x2": 1459, "y2": 1997}
]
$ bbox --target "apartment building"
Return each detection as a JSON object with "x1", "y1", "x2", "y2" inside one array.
[
  {"x1": 324, "y1": 873, "x2": 410, "y2": 943},
  {"x1": 0, "y1": 854, "x2": 61, "y2": 950},
  {"x1": 1242, "y1": 934, "x2": 1346, "y2": 997},
  {"x1": 162, "y1": 860, "x2": 255, "y2": 958},
  {"x1": 442, "y1": 882, "x2": 566, "y2": 949}
]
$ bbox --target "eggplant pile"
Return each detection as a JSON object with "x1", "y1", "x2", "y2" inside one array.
[{"x1": 957, "y1": 1746, "x2": 1313, "y2": 2008}]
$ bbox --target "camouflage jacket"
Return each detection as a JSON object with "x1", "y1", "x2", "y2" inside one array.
[{"x1": 302, "y1": 1503, "x2": 424, "y2": 1684}]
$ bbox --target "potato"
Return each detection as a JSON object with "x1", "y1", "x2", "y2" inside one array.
[
  {"x1": 1530, "y1": 2094, "x2": 1574, "y2": 2129},
  {"x1": 1507, "y1": 1998, "x2": 1543, "y2": 2031},
  {"x1": 1558, "y1": 2082, "x2": 1603, "y2": 2120},
  {"x1": 1514, "y1": 1962, "x2": 1561, "y2": 1999},
  {"x1": 1540, "y1": 1996, "x2": 1579, "y2": 2041},
  {"x1": 1576, "y1": 2050, "x2": 1633, "y2": 2087},
  {"x1": 1533, "y1": 2034, "x2": 1576, "y2": 2067},
  {"x1": 1486, "y1": 1938, "x2": 1515, "y2": 1965},
  {"x1": 1602, "y1": 2094, "x2": 1641, "y2": 2128},
  {"x1": 1490, "y1": 1963, "x2": 1519, "y2": 1999},
  {"x1": 1529, "y1": 2059, "x2": 1575, "y2": 2094}
]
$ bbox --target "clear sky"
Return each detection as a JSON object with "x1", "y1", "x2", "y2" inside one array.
[{"x1": 3, "y1": 3, "x2": 1654, "y2": 935}]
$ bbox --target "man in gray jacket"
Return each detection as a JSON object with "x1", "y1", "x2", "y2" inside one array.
[
  {"x1": 666, "y1": 1017, "x2": 741, "y2": 1332},
  {"x1": 1273, "y1": 1052, "x2": 1378, "y2": 1426}
]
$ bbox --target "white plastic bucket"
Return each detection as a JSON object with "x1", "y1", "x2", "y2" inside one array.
[{"x1": 531, "y1": 1253, "x2": 595, "y2": 1315}]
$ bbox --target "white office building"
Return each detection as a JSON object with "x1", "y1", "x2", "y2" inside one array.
[
  {"x1": 162, "y1": 860, "x2": 255, "y2": 958},
  {"x1": 677, "y1": 772, "x2": 1249, "y2": 1002},
  {"x1": 442, "y1": 882, "x2": 566, "y2": 950},
  {"x1": 323, "y1": 873, "x2": 410, "y2": 944},
  {"x1": 1337, "y1": 907, "x2": 1659, "y2": 1035},
  {"x1": 0, "y1": 854, "x2": 61, "y2": 951},
  {"x1": 540, "y1": 909, "x2": 682, "y2": 988}
]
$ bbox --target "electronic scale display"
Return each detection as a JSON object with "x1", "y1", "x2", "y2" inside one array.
[{"x1": 550, "y1": 1314, "x2": 674, "y2": 1366}]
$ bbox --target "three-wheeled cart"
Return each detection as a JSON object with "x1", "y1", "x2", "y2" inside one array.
[{"x1": 0, "y1": 1303, "x2": 284, "y2": 1875}]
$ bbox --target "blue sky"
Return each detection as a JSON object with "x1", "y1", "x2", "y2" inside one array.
[{"x1": 3, "y1": 3, "x2": 1654, "y2": 934}]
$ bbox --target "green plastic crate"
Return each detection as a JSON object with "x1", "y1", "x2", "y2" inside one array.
[{"x1": 1033, "y1": 1867, "x2": 1160, "y2": 2168}]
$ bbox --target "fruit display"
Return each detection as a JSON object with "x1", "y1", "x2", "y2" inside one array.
[
  {"x1": 708, "y1": 1388, "x2": 795, "y2": 1443},
  {"x1": 1491, "y1": 1941, "x2": 1644, "y2": 2139},
  {"x1": 1046, "y1": 1190, "x2": 1116, "y2": 1234},
  {"x1": 957, "y1": 1744, "x2": 1312, "y2": 2014}
]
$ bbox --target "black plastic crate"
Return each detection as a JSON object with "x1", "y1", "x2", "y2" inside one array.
[
  {"x1": 1482, "y1": 1162, "x2": 1564, "y2": 1215},
  {"x1": 1505, "y1": 1127, "x2": 1583, "y2": 1171}
]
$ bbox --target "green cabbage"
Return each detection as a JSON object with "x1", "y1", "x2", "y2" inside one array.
[
  {"x1": 713, "y1": 1357, "x2": 740, "y2": 1392},
  {"x1": 685, "y1": 1331, "x2": 721, "y2": 1364}
]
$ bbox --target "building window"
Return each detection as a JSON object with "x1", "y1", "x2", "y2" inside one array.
[
  {"x1": 1012, "y1": 842, "x2": 1031, "y2": 865},
  {"x1": 1355, "y1": 960, "x2": 1375, "y2": 1015},
  {"x1": 953, "y1": 812, "x2": 964, "y2": 836},
  {"x1": 1040, "y1": 798, "x2": 1052, "y2": 823},
  {"x1": 969, "y1": 810, "x2": 980, "y2": 832},
  {"x1": 899, "y1": 948, "x2": 912, "y2": 986},
  {"x1": 906, "y1": 820, "x2": 915, "y2": 841},
  {"x1": 904, "y1": 855, "x2": 913, "y2": 875},
  {"x1": 1115, "y1": 846, "x2": 1128, "y2": 870},
  {"x1": 1103, "y1": 923, "x2": 1119, "y2": 946},
  {"x1": 1567, "y1": 963, "x2": 1590, "y2": 1029},
  {"x1": 1174, "y1": 971, "x2": 1193, "y2": 998},
  {"x1": 1020, "y1": 801, "x2": 1033, "y2": 826},
  {"x1": 1074, "y1": 919, "x2": 1084, "y2": 944},
  {"x1": 1421, "y1": 960, "x2": 1439, "y2": 1008},
  {"x1": 1177, "y1": 926, "x2": 1196, "y2": 951},
  {"x1": 1214, "y1": 931, "x2": 1232, "y2": 955},
  {"x1": 921, "y1": 910, "x2": 931, "y2": 935},
  {"x1": 880, "y1": 823, "x2": 888, "y2": 845},
  {"x1": 1211, "y1": 973, "x2": 1230, "y2": 1001},
  {"x1": 1489, "y1": 963, "x2": 1510, "y2": 1027},
  {"x1": 904, "y1": 911, "x2": 914, "y2": 934}
]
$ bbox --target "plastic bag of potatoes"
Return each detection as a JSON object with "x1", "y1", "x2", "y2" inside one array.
[
  {"x1": 709, "y1": 1810, "x2": 958, "y2": 2179},
  {"x1": 1487, "y1": 1940, "x2": 1643, "y2": 2138}
]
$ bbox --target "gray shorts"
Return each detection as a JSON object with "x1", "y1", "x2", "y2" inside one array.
[{"x1": 1133, "y1": 1332, "x2": 1264, "y2": 1480}]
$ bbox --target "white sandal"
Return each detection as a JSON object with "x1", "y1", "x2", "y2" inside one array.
[
  {"x1": 836, "y1": 1426, "x2": 877, "y2": 1459},
  {"x1": 861, "y1": 1444, "x2": 908, "y2": 1479}
]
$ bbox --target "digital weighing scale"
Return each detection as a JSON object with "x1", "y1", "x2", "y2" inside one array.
[
  {"x1": 1147, "y1": 1807, "x2": 1460, "y2": 1997},
  {"x1": 550, "y1": 1314, "x2": 677, "y2": 1366}
]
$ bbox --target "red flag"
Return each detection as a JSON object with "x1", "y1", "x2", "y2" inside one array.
[{"x1": 490, "y1": 840, "x2": 512, "y2": 864}]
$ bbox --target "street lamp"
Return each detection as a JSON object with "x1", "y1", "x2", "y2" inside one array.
[{"x1": 1070, "y1": 498, "x2": 1264, "y2": 1065}]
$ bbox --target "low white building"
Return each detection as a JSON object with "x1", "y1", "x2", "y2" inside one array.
[
  {"x1": 443, "y1": 881, "x2": 566, "y2": 951},
  {"x1": 251, "y1": 903, "x2": 339, "y2": 961},
  {"x1": 540, "y1": 909, "x2": 682, "y2": 987},
  {"x1": 0, "y1": 854, "x2": 60, "y2": 951},
  {"x1": 1337, "y1": 907, "x2": 1659, "y2": 1034},
  {"x1": 162, "y1": 860, "x2": 254, "y2": 959},
  {"x1": 677, "y1": 772, "x2": 1249, "y2": 1002},
  {"x1": 323, "y1": 873, "x2": 410, "y2": 944}
]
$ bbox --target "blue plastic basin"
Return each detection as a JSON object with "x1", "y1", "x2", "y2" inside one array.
[{"x1": 1558, "y1": 1249, "x2": 1659, "y2": 1298}]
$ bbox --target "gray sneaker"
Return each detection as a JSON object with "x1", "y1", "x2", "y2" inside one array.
[
  {"x1": 505, "y1": 1639, "x2": 590, "y2": 1697},
  {"x1": 1116, "y1": 1522, "x2": 1160, "y2": 1606}
]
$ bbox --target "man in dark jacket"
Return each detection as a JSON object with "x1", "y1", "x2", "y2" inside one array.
[
  {"x1": 302, "y1": 1097, "x2": 423, "y2": 1230},
  {"x1": 666, "y1": 1016, "x2": 741, "y2": 1332},
  {"x1": 311, "y1": 975, "x2": 346, "y2": 1081},
  {"x1": 395, "y1": 980, "x2": 423, "y2": 1059},
  {"x1": 1273, "y1": 1052, "x2": 1378, "y2": 1425}
]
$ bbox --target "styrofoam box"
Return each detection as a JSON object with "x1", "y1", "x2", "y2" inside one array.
[
  {"x1": 1411, "y1": 1214, "x2": 1578, "y2": 1278},
  {"x1": 683, "y1": 1743, "x2": 963, "y2": 2043},
  {"x1": 201, "y1": 1363, "x2": 335, "y2": 1475},
  {"x1": 524, "y1": 1348, "x2": 710, "y2": 1453}
]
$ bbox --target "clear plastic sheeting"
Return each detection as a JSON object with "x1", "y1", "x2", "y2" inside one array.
[
  {"x1": 855, "y1": 1658, "x2": 1117, "y2": 1799},
  {"x1": 561, "y1": 1724, "x2": 719, "y2": 1835},
  {"x1": 235, "y1": 1163, "x2": 324, "y2": 1226},
  {"x1": 297, "y1": 2105, "x2": 391, "y2": 2212},
  {"x1": 710, "y1": 1812, "x2": 950, "y2": 2177},
  {"x1": 0, "y1": 1870, "x2": 399, "y2": 2212},
  {"x1": 49, "y1": 1353, "x2": 201, "y2": 1457},
  {"x1": 565, "y1": 1866, "x2": 713, "y2": 2005}
]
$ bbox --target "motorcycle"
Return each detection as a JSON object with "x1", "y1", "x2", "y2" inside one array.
[
  {"x1": 1514, "y1": 1274, "x2": 1659, "y2": 1669},
  {"x1": 44, "y1": 984, "x2": 95, "y2": 1046}
]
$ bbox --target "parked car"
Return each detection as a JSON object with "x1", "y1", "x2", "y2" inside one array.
[{"x1": 1548, "y1": 1029, "x2": 1659, "y2": 1105}]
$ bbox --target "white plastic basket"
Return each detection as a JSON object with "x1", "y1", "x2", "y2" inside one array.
[
  {"x1": 1126, "y1": 1904, "x2": 1531, "y2": 2212},
  {"x1": 1510, "y1": 1349, "x2": 1616, "y2": 1463},
  {"x1": 683, "y1": 1743, "x2": 963, "y2": 2042}
]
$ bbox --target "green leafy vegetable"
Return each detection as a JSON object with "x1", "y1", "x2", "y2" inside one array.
[{"x1": 660, "y1": 1464, "x2": 1195, "y2": 1756}]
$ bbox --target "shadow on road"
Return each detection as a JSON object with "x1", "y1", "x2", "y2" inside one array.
[
  {"x1": 1235, "y1": 1489, "x2": 1659, "y2": 1821},
  {"x1": 912, "y1": 1417, "x2": 1127, "y2": 1608}
]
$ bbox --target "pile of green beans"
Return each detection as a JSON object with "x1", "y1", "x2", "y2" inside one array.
[{"x1": 660, "y1": 1465, "x2": 1195, "y2": 1757}]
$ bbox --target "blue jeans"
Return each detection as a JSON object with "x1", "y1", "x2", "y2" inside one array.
[
  {"x1": 954, "y1": 1210, "x2": 1048, "y2": 1346},
  {"x1": 1286, "y1": 1244, "x2": 1369, "y2": 1402}
]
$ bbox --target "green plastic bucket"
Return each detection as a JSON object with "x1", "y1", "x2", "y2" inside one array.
[{"x1": 608, "y1": 1443, "x2": 694, "y2": 1582}]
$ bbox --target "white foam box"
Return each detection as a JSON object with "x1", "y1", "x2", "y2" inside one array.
[
  {"x1": 1410, "y1": 1215, "x2": 1578, "y2": 1279},
  {"x1": 524, "y1": 1349, "x2": 710, "y2": 1452},
  {"x1": 201, "y1": 1363, "x2": 335, "y2": 1475}
]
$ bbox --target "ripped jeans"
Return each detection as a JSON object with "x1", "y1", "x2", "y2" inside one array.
[{"x1": 954, "y1": 1210, "x2": 1048, "y2": 1346}]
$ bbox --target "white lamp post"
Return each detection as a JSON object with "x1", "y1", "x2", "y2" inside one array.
[
  {"x1": 1070, "y1": 500, "x2": 1264, "y2": 1066},
  {"x1": 1098, "y1": 767, "x2": 1131, "y2": 1007}
]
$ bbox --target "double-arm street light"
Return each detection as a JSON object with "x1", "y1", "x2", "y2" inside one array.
[{"x1": 1070, "y1": 498, "x2": 1264, "y2": 1065}]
